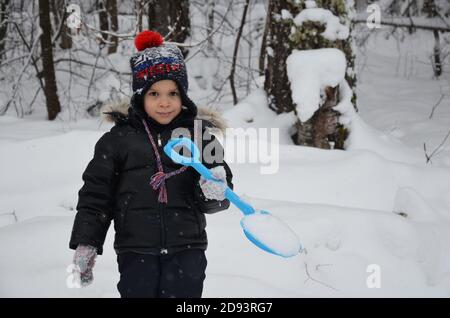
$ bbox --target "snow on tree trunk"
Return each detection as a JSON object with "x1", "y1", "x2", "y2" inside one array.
[
  {"x1": 39, "y1": 0, "x2": 61, "y2": 120},
  {"x1": 264, "y1": 0, "x2": 356, "y2": 149}
]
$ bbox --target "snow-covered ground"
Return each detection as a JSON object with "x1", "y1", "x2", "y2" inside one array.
[{"x1": 1, "y1": 25, "x2": 450, "y2": 297}]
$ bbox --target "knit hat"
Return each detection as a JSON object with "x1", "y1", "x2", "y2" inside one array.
[{"x1": 130, "y1": 30, "x2": 197, "y2": 117}]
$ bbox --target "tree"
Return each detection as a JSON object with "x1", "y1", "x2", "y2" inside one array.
[
  {"x1": 97, "y1": 0, "x2": 118, "y2": 54},
  {"x1": 264, "y1": 0, "x2": 299, "y2": 115},
  {"x1": 0, "y1": 0, "x2": 10, "y2": 61},
  {"x1": 39, "y1": 0, "x2": 61, "y2": 120},
  {"x1": 352, "y1": 1, "x2": 449, "y2": 76},
  {"x1": 264, "y1": 0, "x2": 356, "y2": 149},
  {"x1": 423, "y1": 0, "x2": 443, "y2": 77},
  {"x1": 106, "y1": 0, "x2": 118, "y2": 54},
  {"x1": 50, "y1": 0, "x2": 72, "y2": 50},
  {"x1": 148, "y1": 0, "x2": 191, "y2": 56},
  {"x1": 136, "y1": 0, "x2": 144, "y2": 32},
  {"x1": 98, "y1": 0, "x2": 109, "y2": 45},
  {"x1": 230, "y1": 0, "x2": 250, "y2": 105}
]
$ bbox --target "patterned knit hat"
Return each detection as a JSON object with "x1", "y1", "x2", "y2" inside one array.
[{"x1": 130, "y1": 30, "x2": 197, "y2": 117}]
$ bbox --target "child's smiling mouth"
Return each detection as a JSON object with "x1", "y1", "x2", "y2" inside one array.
[{"x1": 156, "y1": 111, "x2": 173, "y2": 116}]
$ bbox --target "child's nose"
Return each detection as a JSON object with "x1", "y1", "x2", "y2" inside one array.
[{"x1": 159, "y1": 96, "x2": 170, "y2": 107}]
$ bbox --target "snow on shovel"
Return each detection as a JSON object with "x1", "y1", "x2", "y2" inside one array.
[{"x1": 164, "y1": 137, "x2": 302, "y2": 258}]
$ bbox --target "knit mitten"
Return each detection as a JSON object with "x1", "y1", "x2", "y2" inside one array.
[
  {"x1": 72, "y1": 244, "x2": 97, "y2": 287},
  {"x1": 199, "y1": 166, "x2": 227, "y2": 201}
]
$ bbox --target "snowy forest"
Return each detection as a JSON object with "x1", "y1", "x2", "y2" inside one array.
[{"x1": 1, "y1": 0, "x2": 450, "y2": 298}]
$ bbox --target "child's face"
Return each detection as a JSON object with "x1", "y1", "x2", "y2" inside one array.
[{"x1": 143, "y1": 80, "x2": 182, "y2": 124}]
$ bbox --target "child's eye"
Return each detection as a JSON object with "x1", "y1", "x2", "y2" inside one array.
[
  {"x1": 148, "y1": 91, "x2": 158, "y2": 97},
  {"x1": 170, "y1": 91, "x2": 180, "y2": 97}
]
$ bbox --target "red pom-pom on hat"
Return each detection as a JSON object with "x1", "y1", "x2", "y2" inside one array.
[{"x1": 134, "y1": 30, "x2": 164, "y2": 51}]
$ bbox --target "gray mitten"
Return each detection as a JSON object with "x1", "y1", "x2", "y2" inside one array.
[
  {"x1": 72, "y1": 244, "x2": 97, "y2": 287},
  {"x1": 199, "y1": 166, "x2": 227, "y2": 201}
]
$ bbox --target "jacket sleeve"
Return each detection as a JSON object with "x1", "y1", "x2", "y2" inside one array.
[
  {"x1": 194, "y1": 129, "x2": 233, "y2": 214},
  {"x1": 69, "y1": 132, "x2": 118, "y2": 255}
]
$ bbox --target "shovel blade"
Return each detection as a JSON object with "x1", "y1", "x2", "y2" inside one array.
[{"x1": 240, "y1": 210, "x2": 302, "y2": 258}]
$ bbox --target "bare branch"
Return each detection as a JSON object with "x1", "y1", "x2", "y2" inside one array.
[
  {"x1": 424, "y1": 129, "x2": 450, "y2": 164},
  {"x1": 429, "y1": 94, "x2": 445, "y2": 119},
  {"x1": 0, "y1": 29, "x2": 42, "y2": 115},
  {"x1": 86, "y1": 46, "x2": 102, "y2": 101},
  {"x1": 53, "y1": 57, "x2": 132, "y2": 76},
  {"x1": 303, "y1": 262, "x2": 338, "y2": 291},
  {"x1": 168, "y1": 1, "x2": 233, "y2": 48},
  {"x1": 353, "y1": 14, "x2": 450, "y2": 32}
]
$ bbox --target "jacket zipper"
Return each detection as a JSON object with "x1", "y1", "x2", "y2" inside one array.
[
  {"x1": 159, "y1": 202, "x2": 168, "y2": 254},
  {"x1": 156, "y1": 132, "x2": 168, "y2": 255},
  {"x1": 157, "y1": 133, "x2": 162, "y2": 147}
]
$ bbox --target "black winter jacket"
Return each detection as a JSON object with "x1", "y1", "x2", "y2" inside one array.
[{"x1": 69, "y1": 106, "x2": 233, "y2": 255}]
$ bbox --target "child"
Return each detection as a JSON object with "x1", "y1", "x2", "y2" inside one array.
[{"x1": 69, "y1": 30, "x2": 233, "y2": 298}]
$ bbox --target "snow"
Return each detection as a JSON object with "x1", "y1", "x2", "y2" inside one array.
[
  {"x1": 240, "y1": 211, "x2": 302, "y2": 258},
  {"x1": 294, "y1": 7, "x2": 349, "y2": 41},
  {"x1": 281, "y1": 9, "x2": 293, "y2": 21},
  {"x1": 286, "y1": 48, "x2": 347, "y2": 122},
  {"x1": 3, "y1": 99, "x2": 450, "y2": 297},
  {"x1": 305, "y1": 1, "x2": 317, "y2": 9}
]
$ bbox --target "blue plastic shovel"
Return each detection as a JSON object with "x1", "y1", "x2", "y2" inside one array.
[{"x1": 164, "y1": 137, "x2": 302, "y2": 258}]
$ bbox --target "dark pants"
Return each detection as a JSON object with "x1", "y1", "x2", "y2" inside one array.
[{"x1": 117, "y1": 249, "x2": 207, "y2": 298}]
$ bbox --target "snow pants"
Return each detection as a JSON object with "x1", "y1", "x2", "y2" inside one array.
[{"x1": 116, "y1": 249, "x2": 207, "y2": 298}]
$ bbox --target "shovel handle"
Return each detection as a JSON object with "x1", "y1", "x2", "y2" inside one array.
[{"x1": 164, "y1": 137, "x2": 256, "y2": 216}]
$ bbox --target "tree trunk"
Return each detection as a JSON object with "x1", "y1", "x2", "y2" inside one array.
[
  {"x1": 423, "y1": 0, "x2": 442, "y2": 77},
  {"x1": 354, "y1": 0, "x2": 368, "y2": 12},
  {"x1": 39, "y1": 0, "x2": 62, "y2": 120},
  {"x1": 264, "y1": 0, "x2": 299, "y2": 114},
  {"x1": 264, "y1": 0, "x2": 356, "y2": 149},
  {"x1": 230, "y1": 0, "x2": 250, "y2": 105},
  {"x1": 259, "y1": 4, "x2": 269, "y2": 76},
  {"x1": 50, "y1": 0, "x2": 72, "y2": 49},
  {"x1": 432, "y1": 30, "x2": 442, "y2": 77},
  {"x1": 148, "y1": 0, "x2": 190, "y2": 57},
  {"x1": 207, "y1": 0, "x2": 215, "y2": 52},
  {"x1": 106, "y1": 0, "x2": 118, "y2": 54},
  {"x1": 0, "y1": 0, "x2": 10, "y2": 61},
  {"x1": 136, "y1": 0, "x2": 144, "y2": 32},
  {"x1": 58, "y1": 0, "x2": 72, "y2": 49},
  {"x1": 98, "y1": 0, "x2": 109, "y2": 45}
]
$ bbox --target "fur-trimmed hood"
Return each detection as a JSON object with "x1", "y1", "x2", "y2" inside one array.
[{"x1": 100, "y1": 98, "x2": 228, "y2": 133}]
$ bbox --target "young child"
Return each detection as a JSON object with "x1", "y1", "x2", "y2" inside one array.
[{"x1": 69, "y1": 30, "x2": 233, "y2": 298}]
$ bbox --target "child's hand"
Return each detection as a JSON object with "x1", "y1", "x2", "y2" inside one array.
[
  {"x1": 72, "y1": 244, "x2": 97, "y2": 287},
  {"x1": 199, "y1": 166, "x2": 227, "y2": 201}
]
